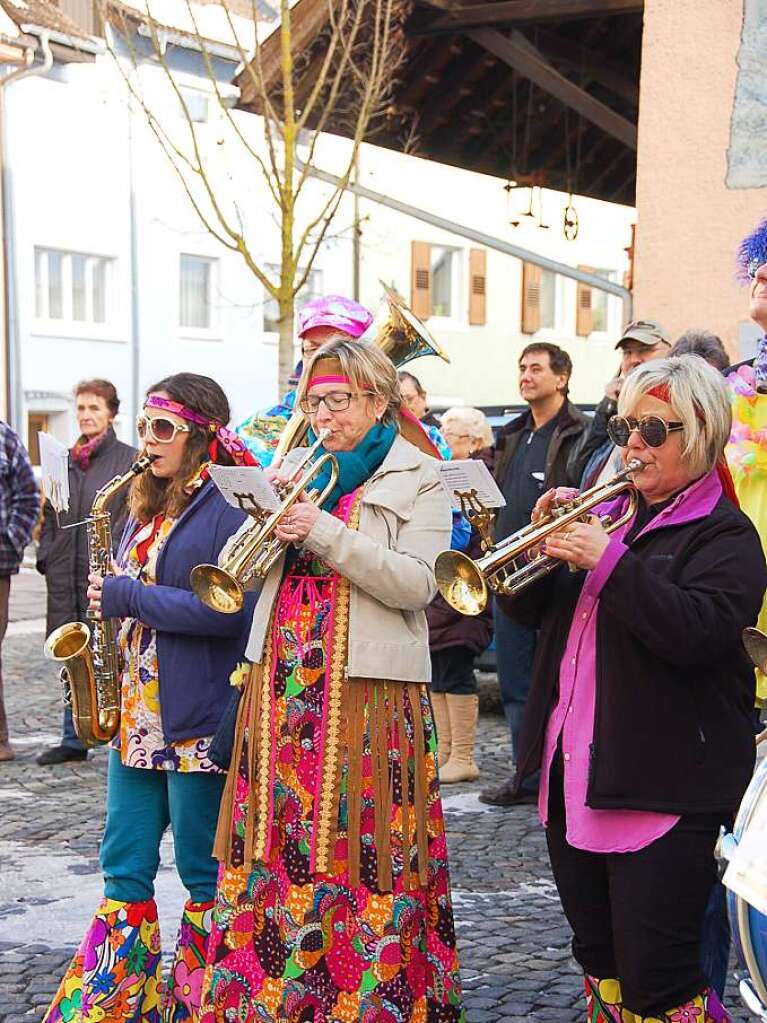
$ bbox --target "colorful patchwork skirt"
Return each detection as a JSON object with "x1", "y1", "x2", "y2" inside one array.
[{"x1": 200, "y1": 548, "x2": 465, "y2": 1022}]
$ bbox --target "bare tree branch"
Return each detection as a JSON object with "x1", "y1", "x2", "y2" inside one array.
[{"x1": 101, "y1": 0, "x2": 409, "y2": 392}]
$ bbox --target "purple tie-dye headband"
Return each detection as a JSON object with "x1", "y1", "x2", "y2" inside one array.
[{"x1": 144, "y1": 394, "x2": 258, "y2": 466}]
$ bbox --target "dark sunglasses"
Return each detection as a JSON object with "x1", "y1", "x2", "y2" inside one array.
[
  {"x1": 607, "y1": 414, "x2": 684, "y2": 449},
  {"x1": 136, "y1": 414, "x2": 191, "y2": 444}
]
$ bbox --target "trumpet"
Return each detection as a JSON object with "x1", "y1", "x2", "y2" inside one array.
[
  {"x1": 190, "y1": 429, "x2": 339, "y2": 614},
  {"x1": 435, "y1": 459, "x2": 643, "y2": 616}
]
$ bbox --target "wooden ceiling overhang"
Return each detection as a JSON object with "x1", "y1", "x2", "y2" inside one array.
[{"x1": 235, "y1": 0, "x2": 643, "y2": 205}]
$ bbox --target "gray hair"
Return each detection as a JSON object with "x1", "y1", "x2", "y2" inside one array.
[
  {"x1": 440, "y1": 406, "x2": 493, "y2": 448},
  {"x1": 618, "y1": 355, "x2": 731, "y2": 476},
  {"x1": 669, "y1": 330, "x2": 729, "y2": 372}
]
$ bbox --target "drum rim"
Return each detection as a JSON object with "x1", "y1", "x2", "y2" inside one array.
[
  {"x1": 736, "y1": 891, "x2": 767, "y2": 1008},
  {"x1": 730, "y1": 755, "x2": 767, "y2": 1010}
]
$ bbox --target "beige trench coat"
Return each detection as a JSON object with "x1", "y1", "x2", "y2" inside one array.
[{"x1": 241, "y1": 433, "x2": 452, "y2": 683}]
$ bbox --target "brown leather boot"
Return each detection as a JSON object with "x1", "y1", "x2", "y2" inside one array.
[
  {"x1": 430, "y1": 691, "x2": 451, "y2": 767},
  {"x1": 440, "y1": 694, "x2": 479, "y2": 784}
]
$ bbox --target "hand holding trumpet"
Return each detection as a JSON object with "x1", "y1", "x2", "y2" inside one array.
[{"x1": 533, "y1": 487, "x2": 611, "y2": 572}]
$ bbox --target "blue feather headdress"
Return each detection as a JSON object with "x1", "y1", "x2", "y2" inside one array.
[{"x1": 737, "y1": 217, "x2": 767, "y2": 283}]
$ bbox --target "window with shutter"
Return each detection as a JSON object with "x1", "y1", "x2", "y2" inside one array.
[
  {"x1": 521, "y1": 262, "x2": 542, "y2": 334},
  {"x1": 576, "y1": 265, "x2": 594, "y2": 337},
  {"x1": 469, "y1": 248, "x2": 486, "y2": 326},
  {"x1": 411, "y1": 241, "x2": 432, "y2": 320}
]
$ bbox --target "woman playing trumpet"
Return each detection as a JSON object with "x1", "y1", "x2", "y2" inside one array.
[
  {"x1": 501, "y1": 356, "x2": 766, "y2": 1022},
  {"x1": 200, "y1": 339, "x2": 466, "y2": 1023}
]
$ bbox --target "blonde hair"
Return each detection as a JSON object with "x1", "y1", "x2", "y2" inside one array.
[
  {"x1": 301, "y1": 338, "x2": 402, "y2": 428},
  {"x1": 618, "y1": 355, "x2": 731, "y2": 477},
  {"x1": 440, "y1": 406, "x2": 493, "y2": 448}
]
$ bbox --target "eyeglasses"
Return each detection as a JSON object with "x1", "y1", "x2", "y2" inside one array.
[
  {"x1": 748, "y1": 258, "x2": 767, "y2": 280},
  {"x1": 298, "y1": 391, "x2": 372, "y2": 414},
  {"x1": 607, "y1": 414, "x2": 684, "y2": 449},
  {"x1": 136, "y1": 414, "x2": 191, "y2": 444},
  {"x1": 442, "y1": 431, "x2": 471, "y2": 442}
]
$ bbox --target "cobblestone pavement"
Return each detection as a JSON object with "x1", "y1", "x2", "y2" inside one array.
[{"x1": 0, "y1": 575, "x2": 755, "y2": 1021}]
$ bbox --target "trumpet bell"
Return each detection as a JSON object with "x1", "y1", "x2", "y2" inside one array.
[
  {"x1": 744, "y1": 627, "x2": 767, "y2": 674},
  {"x1": 190, "y1": 564, "x2": 245, "y2": 615},
  {"x1": 435, "y1": 550, "x2": 488, "y2": 616}
]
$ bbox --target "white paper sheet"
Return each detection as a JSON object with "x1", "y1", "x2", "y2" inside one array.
[
  {"x1": 207, "y1": 464, "x2": 282, "y2": 515},
  {"x1": 438, "y1": 459, "x2": 506, "y2": 510},
  {"x1": 38, "y1": 432, "x2": 70, "y2": 514},
  {"x1": 723, "y1": 803, "x2": 767, "y2": 917}
]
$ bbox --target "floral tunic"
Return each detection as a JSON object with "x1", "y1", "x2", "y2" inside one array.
[
  {"x1": 200, "y1": 492, "x2": 465, "y2": 1023},
  {"x1": 113, "y1": 514, "x2": 219, "y2": 773}
]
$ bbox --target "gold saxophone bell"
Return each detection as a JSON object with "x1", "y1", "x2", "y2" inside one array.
[
  {"x1": 43, "y1": 622, "x2": 118, "y2": 747},
  {"x1": 435, "y1": 460, "x2": 644, "y2": 616},
  {"x1": 42, "y1": 454, "x2": 156, "y2": 746},
  {"x1": 191, "y1": 430, "x2": 339, "y2": 614}
]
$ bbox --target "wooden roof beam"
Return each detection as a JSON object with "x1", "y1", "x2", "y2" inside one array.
[
  {"x1": 238, "y1": 0, "x2": 329, "y2": 109},
  {"x1": 529, "y1": 26, "x2": 639, "y2": 107},
  {"x1": 421, "y1": 0, "x2": 643, "y2": 32},
  {"x1": 468, "y1": 27, "x2": 637, "y2": 150}
]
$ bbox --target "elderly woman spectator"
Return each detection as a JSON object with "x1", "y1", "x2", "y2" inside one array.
[
  {"x1": 428, "y1": 407, "x2": 493, "y2": 784},
  {"x1": 501, "y1": 355, "x2": 766, "y2": 1022},
  {"x1": 200, "y1": 339, "x2": 465, "y2": 1022},
  {"x1": 37, "y1": 379, "x2": 137, "y2": 766}
]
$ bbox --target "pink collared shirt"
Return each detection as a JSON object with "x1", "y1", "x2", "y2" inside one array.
[
  {"x1": 537, "y1": 535, "x2": 680, "y2": 852},
  {"x1": 537, "y1": 470, "x2": 725, "y2": 853}
]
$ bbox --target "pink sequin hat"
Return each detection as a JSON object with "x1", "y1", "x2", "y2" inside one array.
[{"x1": 298, "y1": 294, "x2": 373, "y2": 339}]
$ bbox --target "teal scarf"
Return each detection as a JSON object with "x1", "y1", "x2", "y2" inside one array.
[{"x1": 307, "y1": 422, "x2": 396, "y2": 511}]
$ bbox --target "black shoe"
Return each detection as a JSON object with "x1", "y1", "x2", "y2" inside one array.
[
  {"x1": 37, "y1": 745, "x2": 88, "y2": 765},
  {"x1": 478, "y1": 777, "x2": 538, "y2": 807}
]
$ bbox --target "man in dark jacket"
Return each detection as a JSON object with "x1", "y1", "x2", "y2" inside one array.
[
  {"x1": 37, "y1": 381, "x2": 137, "y2": 765},
  {"x1": 0, "y1": 423, "x2": 39, "y2": 761},
  {"x1": 571, "y1": 319, "x2": 670, "y2": 488},
  {"x1": 480, "y1": 342, "x2": 588, "y2": 806}
]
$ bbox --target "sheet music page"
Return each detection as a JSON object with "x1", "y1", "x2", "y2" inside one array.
[
  {"x1": 39, "y1": 432, "x2": 70, "y2": 514},
  {"x1": 438, "y1": 459, "x2": 507, "y2": 510},
  {"x1": 208, "y1": 464, "x2": 282, "y2": 514}
]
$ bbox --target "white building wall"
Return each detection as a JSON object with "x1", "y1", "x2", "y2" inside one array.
[
  {"x1": 7, "y1": 52, "x2": 354, "y2": 453},
  {"x1": 352, "y1": 145, "x2": 636, "y2": 410},
  {"x1": 6, "y1": 38, "x2": 636, "y2": 462},
  {"x1": 9, "y1": 62, "x2": 134, "y2": 444}
]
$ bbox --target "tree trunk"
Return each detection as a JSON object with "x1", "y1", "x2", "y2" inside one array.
[{"x1": 277, "y1": 296, "x2": 295, "y2": 397}]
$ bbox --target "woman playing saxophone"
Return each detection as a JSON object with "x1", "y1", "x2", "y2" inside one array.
[{"x1": 44, "y1": 373, "x2": 259, "y2": 1023}]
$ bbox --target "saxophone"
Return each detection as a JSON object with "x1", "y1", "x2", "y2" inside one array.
[{"x1": 43, "y1": 455, "x2": 155, "y2": 747}]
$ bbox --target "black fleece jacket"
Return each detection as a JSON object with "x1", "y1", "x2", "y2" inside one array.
[{"x1": 498, "y1": 490, "x2": 767, "y2": 815}]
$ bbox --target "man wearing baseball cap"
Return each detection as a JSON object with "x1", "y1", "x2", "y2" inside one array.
[
  {"x1": 237, "y1": 295, "x2": 373, "y2": 465},
  {"x1": 572, "y1": 319, "x2": 670, "y2": 487}
]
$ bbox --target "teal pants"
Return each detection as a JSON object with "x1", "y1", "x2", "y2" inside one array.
[{"x1": 100, "y1": 750, "x2": 226, "y2": 904}]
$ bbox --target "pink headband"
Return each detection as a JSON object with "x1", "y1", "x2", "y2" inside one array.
[
  {"x1": 144, "y1": 394, "x2": 258, "y2": 467},
  {"x1": 307, "y1": 374, "x2": 352, "y2": 389}
]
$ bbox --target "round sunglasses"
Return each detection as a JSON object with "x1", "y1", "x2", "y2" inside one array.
[
  {"x1": 607, "y1": 414, "x2": 684, "y2": 449},
  {"x1": 136, "y1": 414, "x2": 191, "y2": 444}
]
